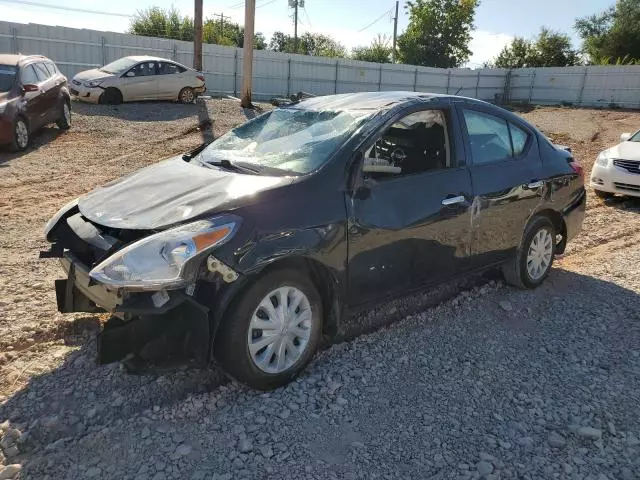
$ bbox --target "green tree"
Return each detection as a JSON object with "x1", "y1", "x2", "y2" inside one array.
[
  {"x1": 352, "y1": 34, "x2": 394, "y2": 63},
  {"x1": 575, "y1": 0, "x2": 640, "y2": 64},
  {"x1": 493, "y1": 28, "x2": 579, "y2": 68},
  {"x1": 397, "y1": 0, "x2": 479, "y2": 68},
  {"x1": 268, "y1": 31, "x2": 346, "y2": 57},
  {"x1": 129, "y1": 6, "x2": 264, "y2": 48}
]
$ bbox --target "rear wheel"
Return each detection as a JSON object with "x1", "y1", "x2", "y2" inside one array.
[
  {"x1": 11, "y1": 117, "x2": 29, "y2": 151},
  {"x1": 99, "y1": 88, "x2": 123, "y2": 105},
  {"x1": 178, "y1": 87, "x2": 195, "y2": 104},
  {"x1": 503, "y1": 216, "x2": 556, "y2": 289},
  {"x1": 56, "y1": 100, "x2": 71, "y2": 130},
  {"x1": 214, "y1": 268, "x2": 323, "y2": 390},
  {"x1": 594, "y1": 189, "x2": 613, "y2": 199}
]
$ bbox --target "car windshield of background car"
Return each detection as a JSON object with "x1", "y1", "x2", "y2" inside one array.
[{"x1": 100, "y1": 57, "x2": 138, "y2": 74}]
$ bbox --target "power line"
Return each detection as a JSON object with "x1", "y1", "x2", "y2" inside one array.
[
  {"x1": 357, "y1": 8, "x2": 393, "y2": 32},
  {"x1": 302, "y1": 7, "x2": 313, "y2": 28},
  {"x1": 257, "y1": 0, "x2": 280, "y2": 8},
  {"x1": 0, "y1": 0, "x2": 132, "y2": 17}
]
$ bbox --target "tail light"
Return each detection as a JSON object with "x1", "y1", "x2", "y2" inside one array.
[
  {"x1": 569, "y1": 161, "x2": 584, "y2": 177},
  {"x1": 196, "y1": 75, "x2": 205, "y2": 82}
]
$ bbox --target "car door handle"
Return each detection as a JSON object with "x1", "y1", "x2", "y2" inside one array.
[
  {"x1": 441, "y1": 195, "x2": 466, "y2": 206},
  {"x1": 526, "y1": 180, "x2": 544, "y2": 189}
]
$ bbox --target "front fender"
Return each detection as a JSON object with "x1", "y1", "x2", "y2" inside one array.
[{"x1": 235, "y1": 222, "x2": 347, "y2": 276}]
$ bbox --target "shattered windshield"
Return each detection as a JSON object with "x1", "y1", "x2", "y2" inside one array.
[
  {"x1": 100, "y1": 57, "x2": 138, "y2": 74},
  {"x1": 0, "y1": 65, "x2": 17, "y2": 92},
  {"x1": 201, "y1": 108, "x2": 371, "y2": 175}
]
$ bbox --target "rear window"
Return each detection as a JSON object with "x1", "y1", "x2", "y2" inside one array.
[{"x1": 0, "y1": 65, "x2": 18, "y2": 92}]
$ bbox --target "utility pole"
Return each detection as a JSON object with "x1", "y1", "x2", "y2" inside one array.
[
  {"x1": 241, "y1": 0, "x2": 256, "y2": 108},
  {"x1": 194, "y1": 0, "x2": 203, "y2": 71},
  {"x1": 214, "y1": 12, "x2": 231, "y2": 42},
  {"x1": 392, "y1": 0, "x2": 399, "y2": 63},
  {"x1": 289, "y1": 0, "x2": 304, "y2": 53}
]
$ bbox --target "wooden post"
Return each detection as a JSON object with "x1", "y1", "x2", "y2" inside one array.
[
  {"x1": 241, "y1": 0, "x2": 256, "y2": 108},
  {"x1": 194, "y1": 0, "x2": 203, "y2": 71}
]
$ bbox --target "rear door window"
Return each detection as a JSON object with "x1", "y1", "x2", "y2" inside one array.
[
  {"x1": 510, "y1": 122, "x2": 529, "y2": 156},
  {"x1": 158, "y1": 62, "x2": 184, "y2": 75},
  {"x1": 45, "y1": 61, "x2": 59, "y2": 75},
  {"x1": 33, "y1": 62, "x2": 51, "y2": 81},
  {"x1": 20, "y1": 64, "x2": 39, "y2": 85},
  {"x1": 462, "y1": 109, "x2": 512, "y2": 165}
]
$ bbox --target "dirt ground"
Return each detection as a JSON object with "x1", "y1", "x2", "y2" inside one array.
[{"x1": 0, "y1": 100, "x2": 639, "y2": 401}]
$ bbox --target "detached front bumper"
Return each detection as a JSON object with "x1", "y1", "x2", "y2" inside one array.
[{"x1": 49, "y1": 250, "x2": 210, "y2": 366}]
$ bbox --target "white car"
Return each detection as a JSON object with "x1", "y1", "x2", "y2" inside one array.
[
  {"x1": 591, "y1": 130, "x2": 640, "y2": 198},
  {"x1": 70, "y1": 56, "x2": 205, "y2": 105}
]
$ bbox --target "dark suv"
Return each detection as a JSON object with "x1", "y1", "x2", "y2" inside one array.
[{"x1": 0, "y1": 54, "x2": 71, "y2": 151}]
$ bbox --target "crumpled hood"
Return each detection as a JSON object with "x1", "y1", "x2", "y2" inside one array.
[
  {"x1": 79, "y1": 156, "x2": 291, "y2": 229},
  {"x1": 72, "y1": 68, "x2": 114, "y2": 83},
  {"x1": 604, "y1": 141, "x2": 640, "y2": 161}
]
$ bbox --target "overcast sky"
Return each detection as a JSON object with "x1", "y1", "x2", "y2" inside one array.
[{"x1": 0, "y1": 0, "x2": 613, "y2": 66}]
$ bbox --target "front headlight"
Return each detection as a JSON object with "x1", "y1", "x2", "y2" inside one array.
[
  {"x1": 84, "y1": 79, "x2": 103, "y2": 88},
  {"x1": 44, "y1": 197, "x2": 79, "y2": 240},
  {"x1": 595, "y1": 152, "x2": 610, "y2": 167},
  {"x1": 89, "y1": 215, "x2": 240, "y2": 290}
]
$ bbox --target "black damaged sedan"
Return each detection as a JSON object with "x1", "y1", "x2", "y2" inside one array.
[{"x1": 42, "y1": 92, "x2": 585, "y2": 390}]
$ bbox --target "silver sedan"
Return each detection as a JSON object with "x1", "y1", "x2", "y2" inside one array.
[{"x1": 70, "y1": 56, "x2": 206, "y2": 104}]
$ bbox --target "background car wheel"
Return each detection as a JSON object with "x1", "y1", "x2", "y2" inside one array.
[
  {"x1": 99, "y1": 88, "x2": 123, "y2": 105},
  {"x1": 502, "y1": 216, "x2": 556, "y2": 289},
  {"x1": 11, "y1": 117, "x2": 29, "y2": 151},
  {"x1": 214, "y1": 268, "x2": 323, "y2": 390},
  {"x1": 594, "y1": 189, "x2": 613, "y2": 199},
  {"x1": 178, "y1": 87, "x2": 195, "y2": 104},
  {"x1": 56, "y1": 100, "x2": 71, "y2": 130}
]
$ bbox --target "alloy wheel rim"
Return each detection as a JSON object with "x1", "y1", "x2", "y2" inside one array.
[
  {"x1": 247, "y1": 286, "x2": 312, "y2": 374},
  {"x1": 16, "y1": 120, "x2": 28, "y2": 148},
  {"x1": 63, "y1": 103, "x2": 71, "y2": 124},
  {"x1": 182, "y1": 89, "x2": 194, "y2": 103},
  {"x1": 526, "y1": 228, "x2": 553, "y2": 280}
]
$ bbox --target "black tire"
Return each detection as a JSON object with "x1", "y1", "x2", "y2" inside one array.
[
  {"x1": 56, "y1": 100, "x2": 71, "y2": 130},
  {"x1": 502, "y1": 216, "x2": 556, "y2": 289},
  {"x1": 594, "y1": 189, "x2": 613, "y2": 199},
  {"x1": 214, "y1": 268, "x2": 323, "y2": 390},
  {"x1": 178, "y1": 87, "x2": 195, "y2": 104},
  {"x1": 11, "y1": 116, "x2": 29, "y2": 151},
  {"x1": 99, "y1": 88, "x2": 123, "y2": 105}
]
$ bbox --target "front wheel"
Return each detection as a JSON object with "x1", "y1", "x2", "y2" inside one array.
[
  {"x1": 502, "y1": 216, "x2": 556, "y2": 289},
  {"x1": 214, "y1": 268, "x2": 323, "y2": 390},
  {"x1": 11, "y1": 117, "x2": 29, "y2": 151},
  {"x1": 56, "y1": 100, "x2": 71, "y2": 130}
]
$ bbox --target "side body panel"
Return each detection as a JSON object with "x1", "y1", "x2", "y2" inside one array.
[
  {"x1": 119, "y1": 62, "x2": 159, "y2": 101},
  {"x1": 344, "y1": 99, "x2": 475, "y2": 306}
]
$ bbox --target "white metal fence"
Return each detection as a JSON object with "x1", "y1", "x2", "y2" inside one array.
[{"x1": 2, "y1": 21, "x2": 640, "y2": 108}]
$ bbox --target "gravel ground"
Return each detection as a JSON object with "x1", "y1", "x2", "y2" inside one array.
[{"x1": 0, "y1": 101, "x2": 639, "y2": 480}]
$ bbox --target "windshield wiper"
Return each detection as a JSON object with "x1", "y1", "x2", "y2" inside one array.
[{"x1": 202, "y1": 158, "x2": 260, "y2": 175}]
